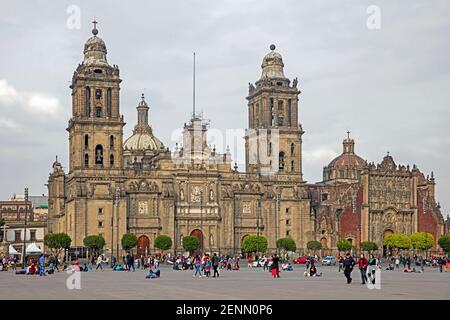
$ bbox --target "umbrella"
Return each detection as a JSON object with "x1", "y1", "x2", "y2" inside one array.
[
  {"x1": 9, "y1": 245, "x2": 20, "y2": 255},
  {"x1": 25, "y1": 242, "x2": 42, "y2": 254}
]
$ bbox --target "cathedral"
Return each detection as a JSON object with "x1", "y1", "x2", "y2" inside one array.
[{"x1": 47, "y1": 24, "x2": 446, "y2": 257}]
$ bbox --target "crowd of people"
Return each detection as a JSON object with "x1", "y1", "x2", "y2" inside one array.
[{"x1": 2, "y1": 250, "x2": 449, "y2": 284}]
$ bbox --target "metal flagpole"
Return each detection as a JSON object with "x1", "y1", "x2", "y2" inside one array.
[{"x1": 193, "y1": 52, "x2": 196, "y2": 118}]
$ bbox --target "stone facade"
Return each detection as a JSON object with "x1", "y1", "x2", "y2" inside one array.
[{"x1": 47, "y1": 25, "x2": 447, "y2": 257}]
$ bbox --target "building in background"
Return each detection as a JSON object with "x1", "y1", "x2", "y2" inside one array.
[{"x1": 0, "y1": 194, "x2": 48, "y2": 254}]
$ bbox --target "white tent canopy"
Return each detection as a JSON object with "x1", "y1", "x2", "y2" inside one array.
[
  {"x1": 9, "y1": 245, "x2": 20, "y2": 255},
  {"x1": 25, "y1": 242, "x2": 42, "y2": 254}
]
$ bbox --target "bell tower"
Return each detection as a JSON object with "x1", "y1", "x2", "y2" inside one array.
[
  {"x1": 68, "y1": 21, "x2": 124, "y2": 173},
  {"x1": 245, "y1": 44, "x2": 304, "y2": 179}
]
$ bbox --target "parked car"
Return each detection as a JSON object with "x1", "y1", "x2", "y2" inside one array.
[
  {"x1": 321, "y1": 256, "x2": 337, "y2": 266},
  {"x1": 293, "y1": 256, "x2": 309, "y2": 264},
  {"x1": 252, "y1": 259, "x2": 273, "y2": 267}
]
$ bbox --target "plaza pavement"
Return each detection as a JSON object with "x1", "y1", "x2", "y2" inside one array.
[{"x1": 0, "y1": 264, "x2": 448, "y2": 300}]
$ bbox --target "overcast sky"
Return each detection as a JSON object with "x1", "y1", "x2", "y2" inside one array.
[{"x1": 0, "y1": 0, "x2": 449, "y2": 216}]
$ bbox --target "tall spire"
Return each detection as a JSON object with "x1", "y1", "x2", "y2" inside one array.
[{"x1": 134, "y1": 93, "x2": 151, "y2": 134}]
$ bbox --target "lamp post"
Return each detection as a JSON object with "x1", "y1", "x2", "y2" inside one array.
[
  {"x1": 200, "y1": 191, "x2": 203, "y2": 254},
  {"x1": 112, "y1": 187, "x2": 120, "y2": 261},
  {"x1": 22, "y1": 187, "x2": 29, "y2": 265}
]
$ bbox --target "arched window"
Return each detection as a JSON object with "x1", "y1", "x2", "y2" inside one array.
[
  {"x1": 107, "y1": 88, "x2": 112, "y2": 117},
  {"x1": 95, "y1": 145, "x2": 103, "y2": 166},
  {"x1": 110, "y1": 154, "x2": 114, "y2": 167},
  {"x1": 279, "y1": 152, "x2": 285, "y2": 170},
  {"x1": 95, "y1": 107, "x2": 102, "y2": 117},
  {"x1": 85, "y1": 87, "x2": 91, "y2": 116},
  {"x1": 291, "y1": 160, "x2": 294, "y2": 172},
  {"x1": 110, "y1": 135, "x2": 114, "y2": 149},
  {"x1": 84, "y1": 154, "x2": 89, "y2": 168},
  {"x1": 84, "y1": 134, "x2": 89, "y2": 149},
  {"x1": 290, "y1": 143, "x2": 295, "y2": 156},
  {"x1": 268, "y1": 142, "x2": 272, "y2": 156}
]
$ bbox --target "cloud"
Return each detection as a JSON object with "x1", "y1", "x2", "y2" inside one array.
[
  {"x1": 0, "y1": 117, "x2": 20, "y2": 131},
  {"x1": 0, "y1": 79, "x2": 63, "y2": 118}
]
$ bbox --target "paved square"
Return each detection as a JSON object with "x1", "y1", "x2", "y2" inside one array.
[{"x1": 0, "y1": 265, "x2": 448, "y2": 300}]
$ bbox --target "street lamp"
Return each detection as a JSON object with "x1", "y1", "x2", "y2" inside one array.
[
  {"x1": 22, "y1": 187, "x2": 29, "y2": 266},
  {"x1": 112, "y1": 187, "x2": 120, "y2": 261},
  {"x1": 200, "y1": 191, "x2": 203, "y2": 253}
]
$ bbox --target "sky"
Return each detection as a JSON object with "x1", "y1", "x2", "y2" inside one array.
[{"x1": 0, "y1": 0, "x2": 449, "y2": 216}]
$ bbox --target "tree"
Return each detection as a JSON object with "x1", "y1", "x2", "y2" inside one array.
[
  {"x1": 182, "y1": 236, "x2": 199, "y2": 255},
  {"x1": 306, "y1": 240, "x2": 322, "y2": 255},
  {"x1": 276, "y1": 237, "x2": 297, "y2": 254},
  {"x1": 83, "y1": 235, "x2": 106, "y2": 255},
  {"x1": 438, "y1": 235, "x2": 450, "y2": 254},
  {"x1": 410, "y1": 232, "x2": 434, "y2": 256},
  {"x1": 242, "y1": 235, "x2": 268, "y2": 255},
  {"x1": 360, "y1": 241, "x2": 378, "y2": 254},
  {"x1": 336, "y1": 239, "x2": 352, "y2": 253},
  {"x1": 154, "y1": 235, "x2": 172, "y2": 255},
  {"x1": 44, "y1": 233, "x2": 71, "y2": 257},
  {"x1": 121, "y1": 233, "x2": 138, "y2": 252},
  {"x1": 384, "y1": 233, "x2": 411, "y2": 254}
]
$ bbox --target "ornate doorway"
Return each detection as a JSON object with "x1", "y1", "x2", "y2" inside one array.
[
  {"x1": 190, "y1": 229, "x2": 204, "y2": 254},
  {"x1": 137, "y1": 235, "x2": 150, "y2": 257}
]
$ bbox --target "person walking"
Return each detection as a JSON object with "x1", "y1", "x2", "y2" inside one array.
[
  {"x1": 95, "y1": 255, "x2": 103, "y2": 271},
  {"x1": 271, "y1": 254, "x2": 280, "y2": 278},
  {"x1": 263, "y1": 255, "x2": 269, "y2": 271},
  {"x1": 343, "y1": 252, "x2": 355, "y2": 284},
  {"x1": 357, "y1": 253, "x2": 369, "y2": 284},
  {"x1": 126, "y1": 252, "x2": 135, "y2": 272},
  {"x1": 338, "y1": 255, "x2": 344, "y2": 272},
  {"x1": 39, "y1": 254, "x2": 46, "y2": 276},
  {"x1": 438, "y1": 256, "x2": 445, "y2": 273},
  {"x1": 193, "y1": 255, "x2": 202, "y2": 278},
  {"x1": 212, "y1": 253, "x2": 220, "y2": 278}
]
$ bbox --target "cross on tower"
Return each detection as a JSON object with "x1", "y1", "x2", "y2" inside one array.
[
  {"x1": 346, "y1": 130, "x2": 350, "y2": 140},
  {"x1": 92, "y1": 19, "x2": 98, "y2": 36}
]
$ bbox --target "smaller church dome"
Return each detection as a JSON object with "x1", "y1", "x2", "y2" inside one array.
[
  {"x1": 123, "y1": 132, "x2": 163, "y2": 151},
  {"x1": 123, "y1": 94, "x2": 164, "y2": 152},
  {"x1": 323, "y1": 133, "x2": 365, "y2": 182}
]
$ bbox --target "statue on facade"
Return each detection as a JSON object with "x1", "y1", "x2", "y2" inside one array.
[{"x1": 292, "y1": 77, "x2": 298, "y2": 88}]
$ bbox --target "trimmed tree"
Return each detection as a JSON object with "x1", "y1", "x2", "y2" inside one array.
[
  {"x1": 242, "y1": 235, "x2": 268, "y2": 255},
  {"x1": 410, "y1": 232, "x2": 434, "y2": 257},
  {"x1": 360, "y1": 241, "x2": 378, "y2": 254},
  {"x1": 154, "y1": 235, "x2": 172, "y2": 256},
  {"x1": 83, "y1": 235, "x2": 106, "y2": 256},
  {"x1": 182, "y1": 236, "x2": 200, "y2": 255},
  {"x1": 276, "y1": 237, "x2": 297, "y2": 255},
  {"x1": 306, "y1": 240, "x2": 322, "y2": 256},
  {"x1": 438, "y1": 235, "x2": 450, "y2": 255},
  {"x1": 336, "y1": 239, "x2": 352, "y2": 253},
  {"x1": 44, "y1": 233, "x2": 71, "y2": 257},
  {"x1": 384, "y1": 233, "x2": 411, "y2": 255},
  {"x1": 121, "y1": 233, "x2": 138, "y2": 252}
]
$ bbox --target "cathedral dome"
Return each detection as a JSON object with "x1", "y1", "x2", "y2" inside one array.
[
  {"x1": 123, "y1": 94, "x2": 164, "y2": 152},
  {"x1": 260, "y1": 44, "x2": 286, "y2": 79},
  {"x1": 123, "y1": 132, "x2": 163, "y2": 151},
  {"x1": 323, "y1": 134, "x2": 366, "y2": 182}
]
